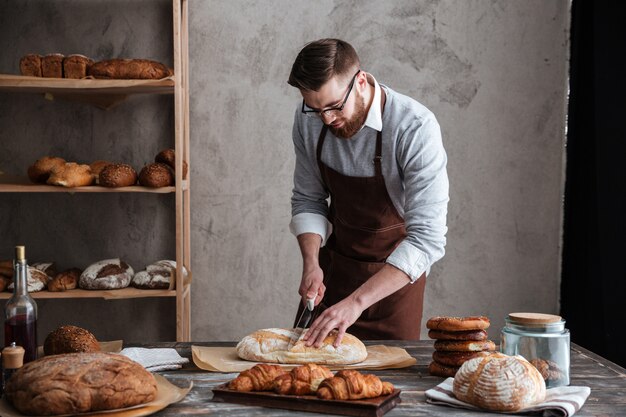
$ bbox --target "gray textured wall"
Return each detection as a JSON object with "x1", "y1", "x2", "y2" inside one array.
[{"x1": 0, "y1": 0, "x2": 569, "y2": 344}]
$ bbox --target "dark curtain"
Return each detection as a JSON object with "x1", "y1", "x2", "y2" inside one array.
[{"x1": 561, "y1": 1, "x2": 626, "y2": 368}]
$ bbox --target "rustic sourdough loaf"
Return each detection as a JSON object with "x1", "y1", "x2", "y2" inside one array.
[
  {"x1": 5, "y1": 352, "x2": 156, "y2": 415},
  {"x1": 236, "y1": 328, "x2": 367, "y2": 365}
]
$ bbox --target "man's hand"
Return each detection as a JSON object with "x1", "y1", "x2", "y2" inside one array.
[
  {"x1": 299, "y1": 264, "x2": 325, "y2": 305},
  {"x1": 303, "y1": 295, "x2": 363, "y2": 347}
]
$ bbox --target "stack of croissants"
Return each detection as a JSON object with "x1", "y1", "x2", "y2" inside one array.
[{"x1": 228, "y1": 363, "x2": 394, "y2": 400}]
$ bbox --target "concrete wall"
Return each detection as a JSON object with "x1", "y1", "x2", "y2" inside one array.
[{"x1": 0, "y1": 0, "x2": 569, "y2": 344}]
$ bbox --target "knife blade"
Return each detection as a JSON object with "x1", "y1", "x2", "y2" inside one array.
[{"x1": 288, "y1": 295, "x2": 316, "y2": 350}]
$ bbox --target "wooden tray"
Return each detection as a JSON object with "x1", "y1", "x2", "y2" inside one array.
[{"x1": 211, "y1": 384, "x2": 401, "y2": 417}]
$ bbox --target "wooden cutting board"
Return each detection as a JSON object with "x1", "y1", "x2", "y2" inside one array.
[{"x1": 211, "y1": 383, "x2": 401, "y2": 417}]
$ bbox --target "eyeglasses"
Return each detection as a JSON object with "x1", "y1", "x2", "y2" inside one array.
[{"x1": 301, "y1": 69, "x2": 361, "y2": 118}]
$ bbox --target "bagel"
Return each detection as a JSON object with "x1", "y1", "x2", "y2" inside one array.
[
  {"x1": 426, "y1": 316, "x2": 490, "y2": 331},
  {"x1": 432, "y1": 350, "x2": 494, "y2": 367},
  {"x1": 427, "y1": 329, "x2": 488, "y2": 341},
  {"x1": 428, "y1": 361, "x2": 459, "y2": 378},
  {"x1": 434, "y1": 339, "x2": 496, "y2": 352}
]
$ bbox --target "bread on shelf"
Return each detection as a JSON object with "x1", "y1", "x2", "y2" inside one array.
[
  {"x1": 79, "y1": 259, "x2": 134, "y2": 290},
  {"x1": 63, "y1": 54, "x2": 94, "y2": 79},
  {"x1": 88, "y1": 58, "x2": 172, "y2": 80},
  {"x1": 42, "y1": 53, "x2": 64, "y2": 78},
  {"x1": 19, "y1": 54, "x2": 42, "y2": 77}
]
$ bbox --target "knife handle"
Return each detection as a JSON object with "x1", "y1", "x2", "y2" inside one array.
[{"x1": 306, "y1": 295, "x2": 316, "y2": 311}]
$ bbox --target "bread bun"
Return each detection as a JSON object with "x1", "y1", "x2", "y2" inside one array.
[
  {"x1": 453, "y1": 353, "x2": 546, "y2": 412},
  {"x1": 5, "y1": 352, "x2": 156, "y2": 415},
  {"x1": 44, "y1": 325, "x2": 99, "y2": 355},
  {"x1": 20, "y1": 54, "x2": 42, "y2": 77},
  {"x1": 47, "y1": 162, "x2": 93, "y2": 187},
  {"x1": 428, "y1": 361, "x2": 459, "y2": 377},
  {"x1": 89, "y1": 160, "x2": 114, "y2": 184},
  {"x1": 236, "y1": 328, "x2": 367, "y2": 365},
  {"x1": 139, "y1": 162, "x2": 174, "y2": 187},
  {"x1": 63, "y1": 54, "x2": 94, "y2": 79},
  {"x1": 27, "y1": 156, "x2": 66, "y2": 183},
  {"x1": 79, "y1": 258, "x2": 134, "y2": 290},
  {"x1": 433, "y1": 339, "x2": 496, "y2": 352},
  {"x1": 155, "y1": 148, "x2": 188, "y2": 179},
  {"x1": 428, "y1": 329, "x2": 488, "y2": 341},
  {"x1": 48, "y1": 268, "x2": 81, "y2": 292},
  {"x1": 426, "y1": 316, "x2": 490, "y2": 331},
  {"x1": 99, "y1": 163, "x2": 137, "y2": 187},
  {"x1": 42, "y1": 53, "x2": 64, "y2": 78}
]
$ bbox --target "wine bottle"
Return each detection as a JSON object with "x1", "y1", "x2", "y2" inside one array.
[{"x1": 4, "y1": 246, "x2": 38, "y2": 363}]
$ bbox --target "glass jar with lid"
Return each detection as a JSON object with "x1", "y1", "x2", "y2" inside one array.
[{"x1": 500, "y1": 312, "x2": 570, "y2": 388}]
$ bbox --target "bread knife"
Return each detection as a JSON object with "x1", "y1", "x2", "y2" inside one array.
[{"x1": 287, "y1": 295, "x2": 316, "y2": 350}]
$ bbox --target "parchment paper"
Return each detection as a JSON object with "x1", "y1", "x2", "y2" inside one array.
[{"x1": 192, "y1": 345, "x2": 416, "y2": 372}]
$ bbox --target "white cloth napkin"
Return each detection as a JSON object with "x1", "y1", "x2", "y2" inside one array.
[
  {"x1": 120, "y1": 347, "x2": 189, "y2": 372},
  {"x1": 425, "y1": 377, "x2": 591, "y2": 417}
]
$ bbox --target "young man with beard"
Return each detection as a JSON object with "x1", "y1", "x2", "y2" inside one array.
[{"x1": 288, "y1": 39, "x2": 449, "y2": 347}]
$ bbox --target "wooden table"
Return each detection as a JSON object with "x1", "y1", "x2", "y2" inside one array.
[{"x1": 136, "y1": 341, "x2": 626, "y2": 416}]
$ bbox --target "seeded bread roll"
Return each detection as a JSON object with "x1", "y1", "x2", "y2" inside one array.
[
  {"x1": 237, "y1": 328, "x2": 367, "y2": 365},
  {"x1": 88, "y1": 58, "x2": 172, "y2": 79},
  {"x1": 139, "y1": 162, "x2": 174, "y2": 187},
  {"x1": 79, "y1": 259, "x2": 134, "y2": 290},
  {"x1": 47, "y1": 162, "x2": 94, "y2": 187},
  {"x1": 155, "y1": 148, "x2": 188, "y2": 179},
  {"x1": 99, "y1": 163, "x2": 138, "y2": 187},
  {"x1": 20, "y1": 54, "x2": 42, "y2": 77},
  {"x1": 63, "y1": 54, "x2": 94, "y2": 79},
  {"x1": 42, "y1": 53, "x2": 64, "y2": 78},
  {"x1": 28, "y1": 156, "x2": 67, "y2": 183},
  {"x1": 5, "y1": 352, "x2": 157, "y2": 415},
  {"x1": 44, "y1": 325, "x2": 99, "y2": 355}
]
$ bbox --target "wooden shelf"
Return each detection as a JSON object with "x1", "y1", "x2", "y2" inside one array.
[
  {"x1": 0, "y1": 175, "x2": 187, "y2": 193},
  {"x1": 0, "y1": 74, "x2": 174, "y2": 95},
  {"x1": 0, "y1": 287, "x2": 178, "y2": 300}
]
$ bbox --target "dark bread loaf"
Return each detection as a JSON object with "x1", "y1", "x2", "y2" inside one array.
[
  {"x1": 44, "y1": 325, "x2": 99, "y2": 355},
  {"x1": 48, "y1": 268, "x2": 81, "y2": 292},
  {"x1": 42, "y1": 53, "x2": 64, "y2": 78},
  {"x1": 79, "y1": 259, "x2": 134, "y2": 290},
  {"x1": 62, "y1": 54, "x2": 93, "y2": 79},
  {"x1": 5, "y1": 352, "x2": 157, "y2": 415},
  {"x1": 99, "y1": 163, "x2": 138, "y2": 187},
  {"x1": 155, "y1": 148, "x2": 188, "y2": 179},
  {"x1": 139, "y1": 162, "x2": 174, "y2": 187},
  {"x1": 132, "y1": 260, "x2": 186, "y2": 290},
  {"x1": 88, "y1": 58, "x2": 172, "y2": 79},
  {"x1": 20, "y1": 54, "x2": 42, "y2": 77}
]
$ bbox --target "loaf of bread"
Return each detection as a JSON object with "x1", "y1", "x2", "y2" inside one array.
[
  {"x1": 47, "y1": 162, "x2": 94, "y2": 187},
  {"x1": 88, "y1": 58, "x2": 172, "y2": 79},
  {"x1": 5, "y1": 352, "x2": 157, "y2": 415},
  {"x1": 273, "y1": 363, "x2": 333, "y2": 395},
  {"x1": 99, "y1": 163, "x2": 138, "y2": 187},
  {"x1": 79, "y1": 259, "x2": 134, "y2": 290},
  {"x1": 31, "y1": 262, "x2": 57, "y2": 278},
  {"x1": 20, "y1": 54, "x2": 42, "y2": 77},
  {"x1": 139, "y1": 162, "x2": 174, "y2": 187},
  {"x1": 27, "y1": 156, "x2": 67, "y2": 183},
  {"x1": 236, "y1": 328, "x2": 367, "y2": 365},
  {"x1": 8, "y1": 266, "x2": 48, "y2": 292},
  {"x1": 42, "y1": 53, "x2": 64, "y2": 78},
  {"x1": 63, "y1": 54, "x2": 94, "y2": 79},
  {"x1": 44, "y1": 325, "x2": 99, "y2": 355},
  {"x1": 132, "y1": 260, "x2": 184, "y2": 289},
  {"x1": 453, "y1": 353, "x2": 546, "y2": 412},
  {"x1": 48, "y1": 268, "x2": 81, "y2": 292}
]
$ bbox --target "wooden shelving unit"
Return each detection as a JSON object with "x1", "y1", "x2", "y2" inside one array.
[{"x1": 0, "y1": 0, "x2": 192, "y2": 341}]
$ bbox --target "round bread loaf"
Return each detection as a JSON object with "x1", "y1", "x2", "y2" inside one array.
[
  {"x1": 426, "y1": 316, "x2": 490, "y2": 331},
  {"x1": 139, "y1": 162, "x2": 174, "y2": 187},
  {"x1": 428, "y1": 360, "x2": 460, "y2": 377},
  {"x1": 155, "y1": 148, "x2": 188, "y2": 179},
  {"x1": 44, "y1": 325, "x2": 99, "y2": 355},
  {"x1": 31, "y1": 262, "x2": 57, "y2": 278},
  {"x1": 433, "y1": 339, "x2": 496, "y2": 352},
  {"x1": 9, "y1": 266, "x2": 48, "y2": 292},
  {"x1": 428, "y1": 329, "x2": 488, "y2": 341},
  {"x1": 132, "y1": 260, "x2": 185, "y2": 290},
  {"x1": 236, "y1": 328, "x2": 367, "y2": 365},
  {"x1": 48, "y1": 268, "x2": 81, "y2": 292},
  {"x1": 47, "y1": 162, "x2": 93, "y2": 187},
  {"x1": 5, "y1": 352, "x2": 157, "y2": 415},
  {"x1": 27, "y1": 156, "x2": 66, "y2": 183},
  {"x1": 99, "y1": 163, "x2": 137, "y2": 187},
  {"x1": 453, "y1": 353, "x2": 546, "y2": 412},
  {"x1": 79, "y1": 258, "x2": 134, "y2": 290}
]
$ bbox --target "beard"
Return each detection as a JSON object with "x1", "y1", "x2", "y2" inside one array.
[{"x1": 329, "y1": 91, "x2": 368, "y2": 139}]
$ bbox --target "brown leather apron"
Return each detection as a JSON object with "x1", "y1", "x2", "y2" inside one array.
[{"x1": 296, "y1": 88, "x2": 426, "y2": 340}]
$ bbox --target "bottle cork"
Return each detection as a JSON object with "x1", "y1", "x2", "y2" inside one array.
[
  {"x1": 2, "y1": 343, "x2": 25, "y2": 369},
  {"x1": 15, "y1": 246, "x2": 25, "y2": 262}
]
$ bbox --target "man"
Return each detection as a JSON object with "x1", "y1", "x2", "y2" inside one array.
[{"x1": 288, "y1": 38, "x2": 448, "y2": 347}]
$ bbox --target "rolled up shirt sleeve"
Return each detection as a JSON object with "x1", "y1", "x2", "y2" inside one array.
[{"x1": 386, "y1": 114, "x2": 449, "y2": 282}]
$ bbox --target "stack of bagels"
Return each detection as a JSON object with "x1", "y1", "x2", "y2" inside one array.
[{"x1": 427, "y1": 316, "x2": 496, "y2": 377}]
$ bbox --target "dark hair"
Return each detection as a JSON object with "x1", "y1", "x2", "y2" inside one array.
[{"x1": 288, "y1": 38, "x2": 360, "y2": 91}]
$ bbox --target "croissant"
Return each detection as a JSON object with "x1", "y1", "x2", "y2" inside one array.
[
  {"x1": 228, "y1": 364, "x2": 286, "y2": 392},
  {"x1": 317, "y1": 370, "x2": 394, "y2": 400},
  {"x1": 273, "y1": 363, "x2": 334, "y2": 395}
]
